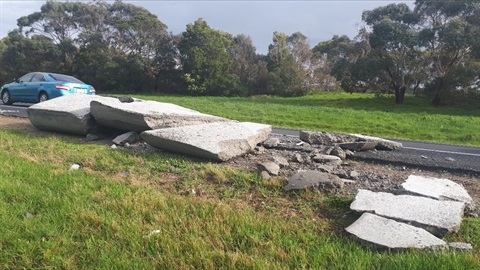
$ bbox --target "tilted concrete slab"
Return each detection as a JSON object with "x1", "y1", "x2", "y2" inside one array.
[
  {"x1": 90, "y1": 98, "x2": 230, "y2": 132},
  {"x1": 350, "y1": 189, "x2": 465, "y2": 236},
  {"x1": 346, "y1": 213, "x2": 446, "y2": 250},
  {"x1": 140, "y1": 122, "x2": 271, "y2": 161},
  {"x1": 402, "y1": 175, "x2": 472, "y2": 205},
  {"x1": 27, "y1": 95, "x2": 112, "y2": 135}
]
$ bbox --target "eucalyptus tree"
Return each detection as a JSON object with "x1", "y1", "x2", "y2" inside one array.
[
  {"x1": 178, "y1": 18, "x2": 241, "y2": 96},
  {"x1": 313, "y1": 35, "x2": 371, "y2": 92},
  {"x1": 266, "y1": 31, "x2": 319, "y2": 96},
  {"x1": 362, "y1": 3, "x2": 424, "y2": 104},
  {"x1": 415, "y1": 0, "x2": 480, "y2": 105},
  {"x1": 230, "y1": 34, "x2": 268, "y2": 95}
]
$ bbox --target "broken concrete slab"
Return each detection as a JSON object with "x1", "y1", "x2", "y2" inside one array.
[
  {"x1": 27, "y1": 95, "x2": 112, "y2": 135},
  {"x1": 346, "y1": 213, "x2": 446, "y2": 250},
  {"x1": 402, "y1": 175, "x2": 472, "y2": 205},
  {"x1": 350, "y1": 189, "x2": 465, "y2": 236},
  {"x1": 284, "y1": 170, "x2": 344, "y2": 192},
  {"x1": 140, "y1": 122, "x2": 271, "y2": 161},
  {"x1": 90, "y1": 98, "x2": 231, "y2": 132},
  {"x1": 339, "y1": 141, "x2": 378, "y2": 151},
  {"x1": 351, "y1": 134, "x2": 403, "y2": 151},
  {"x1": 299, "y1": 130, "x2": 357, "y2": 145}
]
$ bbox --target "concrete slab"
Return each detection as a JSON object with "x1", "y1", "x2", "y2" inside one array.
[
  {"x1": 346, "y1": 213, "x2": 446, "y2": 250},
  {"x1": 140, "y1": 122, "x2": 271, "y2": 161},
  {"x1": 27, "y1": 95, "x2": 111, "y2": 135},
  {"x1": 350, "y1": 189, "x2": 465, "y2": 236},
  {"x1": 402, "y1": 175, "x2": 472, "y2": 205},
  {"x1": 90, "y1": 98, "x2": 231, "y2": 132}
]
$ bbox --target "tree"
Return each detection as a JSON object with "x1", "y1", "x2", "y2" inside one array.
[
  {"x1": 230, "y1": 34, "x2": 268, "y2": 95},
  {"x1": 415, "y1": 0, "x2": 479, "y2": 105},
  {"x1": 362, "y1": 3, "x2": 424, "y2": 104},
  {"x1": 178, "y1": 18, "x2": 241, "y2": 96},
  {"x1": 266, "y1": 31, "x2": 319, "y2": 96}
]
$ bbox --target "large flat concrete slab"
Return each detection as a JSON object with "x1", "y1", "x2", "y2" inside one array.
[
  {"x1": 350, "y1": 189, "x2": 465, "y2": 236},
  {"x1": 27, "y1": 95, "x2": 111, "y2": 135},
  {"x1": 351, "y1": 134, "x2": 403, "y2": 150},
  {"x1": 141, "y1": 122, "x2": 271, "y2": 161},
  {"x1": 90, "y1": 98, "x2": 230, "y2": 132},
  {"x1": 402, "y1": 175, "x2": 472, "y2": 205},
  {"x1": 346, "y1": 213, "x2": 446, "y2": 250}
]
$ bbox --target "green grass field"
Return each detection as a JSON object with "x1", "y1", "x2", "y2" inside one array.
[
  {"x1": 128, "y1": 92, "x2": 480, "y2": 146},
  {"x1": 1, "y1": 92, "x2": 479, "y2": 268}
]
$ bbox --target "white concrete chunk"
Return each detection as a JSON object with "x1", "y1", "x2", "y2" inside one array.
[
  {"x1": 402, "y1": 175, "x2": 472, "y2": 205},
  {"x1": 346, "y1": 213, "x2": 446, "y2": 250},
  {"x1": 140, "y1": 122, "x2": 271, "y2": 161},
  {"x1": 27, "y1": 95, "x2": 112, "y2": 135},
  {"x1": 350, "y1": 189, "x2": 465, "y2": 236},
  {"x1": 90, "y1": 98, "x2": 230, "y2": 132}
]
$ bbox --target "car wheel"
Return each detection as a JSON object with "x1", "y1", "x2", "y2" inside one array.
[
  {"x1": 39, "y1": 92, "x2": 49, "y2": 102},
  {"x1": 1, "y1": 90, "x2": 13, "y2": 105}
]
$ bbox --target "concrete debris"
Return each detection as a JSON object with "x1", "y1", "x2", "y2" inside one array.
[
  {"x1": 90, "y1": 98, "x2": 230, "y2": 132},
  {"x1": 346, "y1": 213, "x2": 446, "y2": 250},
  {"x1": 402, "y1": 175, "x2": 472, "y2": 205},
  {"x1": 27, "y1": 95, "x2": 112, "y2": 135},
  {"x1": 141, "y1": 122, "x2": 271, "y2": 161}
]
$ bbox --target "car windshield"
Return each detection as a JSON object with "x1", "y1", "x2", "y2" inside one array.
[{"x1": 48, "y1": 73, "x2": 84, "y2": 84}]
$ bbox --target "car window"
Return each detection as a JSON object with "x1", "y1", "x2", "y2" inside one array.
[
  {"x1": 48, "y1": 73, "x2": 84, "y2": 84},
  {"x1": 18, "y1": 73, "x2": 35, "y2": 82},
  {"x1": 31, "y1": 73, "x2": 46, "y2": 82}
]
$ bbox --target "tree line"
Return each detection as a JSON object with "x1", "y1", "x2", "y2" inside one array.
[{"x1": 0, "y1": 0, "x2": 479, "y2": 105}]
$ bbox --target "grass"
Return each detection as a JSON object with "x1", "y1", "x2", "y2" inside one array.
[
  {"x1": 1, "y1": 125, "x2": 480, "y2": 269},
  {"x1": 124, "y1": 92, "x2": 480, "y2": 146}
]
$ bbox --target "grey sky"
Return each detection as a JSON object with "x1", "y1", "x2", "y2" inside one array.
[{"x1": 0, "y1": 0, "x2": 413, "y2": 54}]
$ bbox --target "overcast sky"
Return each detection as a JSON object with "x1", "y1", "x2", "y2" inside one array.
[{"x1": 0, "y1": 0, "x2": 413, "y2": 54}]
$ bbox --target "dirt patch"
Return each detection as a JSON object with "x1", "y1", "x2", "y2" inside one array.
[{"x1": 0, "y1": 116, "x2": 36, "y2": 131}]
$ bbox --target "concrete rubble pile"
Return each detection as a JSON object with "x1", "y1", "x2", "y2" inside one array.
[{"x1": 27, "y1": 95, "x2": 271, "y2": 161}]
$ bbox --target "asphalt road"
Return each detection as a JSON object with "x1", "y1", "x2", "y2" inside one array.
[{"x1": 2, "y1": 103, "x2": 479, "y2": 174}]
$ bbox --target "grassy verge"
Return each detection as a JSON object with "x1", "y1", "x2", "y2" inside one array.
[
  {"x1": 125, "y1": 92, "x2": 480, "y2": 146},
  {"x1": 1, "y1": 128, "x2": 479, "y2": 269}
]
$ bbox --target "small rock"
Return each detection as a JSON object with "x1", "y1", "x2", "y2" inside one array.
[
  {"x1": 119, "y1": 171, "x2": 129, "y2": 177},
  {"x1": 191, "y1": 189, "x2": 196, "y2": 195},
  {"x1": 291, "y1": 153, "x2": 304, "y2": 163},
  {"x1": 113, "y1": 131, "x2": 140, "y2": 146},
  {"x1": 350, "y1": 170, "x2": 360, "y2": 178},
  {"x1": 263, "y1": 138, "x2": 280, "y2": 148},
  {"x1": 257, "y1": 161, "x2": 280, "y2": 176},
  {"x1": 255, "y1": 146, "x2": 266, "y2": 153},
  {"x1": 421, "y1": 155, "x2": 428, "y2": 159},
  {"x1": 260, "y1": 171, "x2": 271, "y2": 180},
  {"x1": 69, "y1": 164, "x2": 80, "y2": 171},
  {"x1": 269, "y1": 155, "x2": 289, "y2": 167},
  {"x1": 445, "y1": 157, "x2": 455, "y2": 162},
  {"x1": 330, "y1": 145, "x2": 346, "y2": 160},
  {"x1": 111, "y1": 144, "x2": 117, "y2": 149},
  {"x1": 25, "y1": 212, "x2": 34, "y2": 219}
]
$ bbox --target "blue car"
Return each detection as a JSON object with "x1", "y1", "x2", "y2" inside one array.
[{"x1": 1, "y1": 72, "x2": 96, "y2": 105}]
